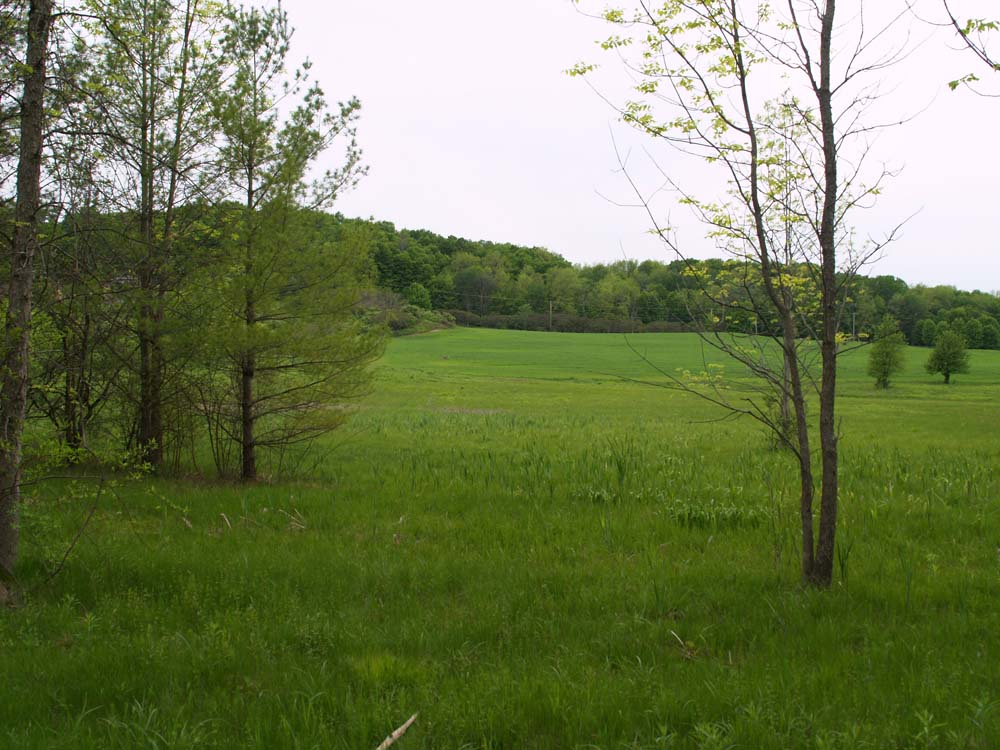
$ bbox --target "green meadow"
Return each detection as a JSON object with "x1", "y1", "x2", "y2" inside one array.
[{"x1": 3, "y1": 329, "x2": 1000, "y2": 749}]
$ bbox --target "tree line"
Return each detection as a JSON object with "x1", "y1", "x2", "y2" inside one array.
[{"x1": 356, "y1": 216, "x2": 1000, "y2": 346}]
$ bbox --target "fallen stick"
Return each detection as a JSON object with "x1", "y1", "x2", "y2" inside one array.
[{"x1": 374, "y1": 713, "x2": 418, "y2": 750}]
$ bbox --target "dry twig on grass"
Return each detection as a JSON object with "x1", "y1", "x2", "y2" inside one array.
[{"x1": 374, "y1": 713, "x2": 418, "y2": 750}]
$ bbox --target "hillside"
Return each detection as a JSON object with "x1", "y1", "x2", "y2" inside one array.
[{"x1": 338, "y1": 214, "x2": 1000, "y2": 347}]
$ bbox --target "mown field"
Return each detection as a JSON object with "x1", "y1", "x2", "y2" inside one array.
[{"x1": 3, "y1": 329, "x2": 1000, "y2": 749}]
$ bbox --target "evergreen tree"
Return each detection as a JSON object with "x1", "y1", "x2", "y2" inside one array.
[{"x1": 205, "y1": 3, "x2": 379, "y2": 480}]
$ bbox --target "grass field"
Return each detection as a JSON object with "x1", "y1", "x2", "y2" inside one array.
[{"x1": 3, "y1": 329, "x2": 1000, "y2": 749}]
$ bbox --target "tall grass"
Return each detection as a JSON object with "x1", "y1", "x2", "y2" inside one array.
[{"x1": 3, "y1": 330, "x2": 1000, "y2": 748}]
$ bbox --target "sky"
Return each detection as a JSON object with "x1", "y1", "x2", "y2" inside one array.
[{"x1": 278, "y1": 0, "x2": 998, "y2": 293}]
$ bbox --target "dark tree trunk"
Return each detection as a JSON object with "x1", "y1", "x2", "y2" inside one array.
[
  {"x1": 240, "y1": 258, "x2": 256, "y2": 481},
  {"x1": 135, "y1": 46, "x2": 164, "y2": 470},
  {"x1": 137, "y1": 295, "x2": 164, "y2": 470},
  {"x1": 241, "y1": 353, "x2": 256, "y2": 481},
  {"x1": 731, "y1": 5, "x2": 823, "y2": 585},
  {"x1": 240, "y1": 180, "x2": 257, "y2": 482},
  {"x1": 0, "y1": 0, "x2": 54, "y2": 574},
  {"x1": 240, "y1": 241, "x2": 257, "y2": 479},
  {"x1": 136, "y1": 261, "x2": 166, "y2": 473},
  {"x1": 133, "y1": 10, "x2": 168, "y2": 472},
  {"x1": 61, "y1": 294, "x2": 91, "y2": 454},
  {"x1": 812, "y1": 0, "x2": 839, "y2": 587},
  {"x1": 63, "y1": 330, "x2": 82, "y2": 452}
]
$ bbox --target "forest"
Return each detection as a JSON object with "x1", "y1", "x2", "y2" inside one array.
[{"x1": 357, "y1": 216, "x2": 1000, "y2": 345}]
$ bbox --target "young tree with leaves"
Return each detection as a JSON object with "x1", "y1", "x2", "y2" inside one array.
[
  {"x1": 926, "y1": 329, "x2": 969, "y2": 384},
  {"x1": 574, "y1": 0, "x2": 907, "y2": 586},
  {"x1": 867, "y1": 317, "x2": 907, "y2": 389}
]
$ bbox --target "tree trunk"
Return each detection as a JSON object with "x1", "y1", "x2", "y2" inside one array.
[
  {"x1": 137, "y1": 260, "x2": 167, "y2": 474},
  {"x1": 0, "y1": 0, "x2": 54, "y2": 574},
  {"x1": 241, "y1": 353, "x2": 256, "y2": 481},
  {"x1": 61, "y1": 297, "x2": 91, "y2": 454},
  {"x1": 240, "y1": 173, "x2": 257, "y2": 482},
  {"x1": 779, "y1": 354, "x2": 792, "y2": 444},
  {"x1": 137, "y1": 298, "x2": 164, "y2": 470},
  {"x1": 812, "y1": 0, "x2": 839, "y2": 588},
  {"x1": 63, "y1": 331, "x2": 81, "y2": 452},
  {"x1": 788, "y1": 347, "x2": 815, "y2": 580},
  {"x1": 135, "y1": 9, "x2": 165, "y2": 472},
  {"x1": 240, "y1": 271, "x2": 256, "y2": 481}
]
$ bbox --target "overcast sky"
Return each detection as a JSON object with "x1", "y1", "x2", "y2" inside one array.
[{"x1": 278, "y1": 0, "x2": 997, "y2": 292}]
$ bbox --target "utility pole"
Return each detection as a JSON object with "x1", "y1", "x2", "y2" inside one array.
[{"x1": 548, "y1": 300, "x2": 553, "y2": 332}]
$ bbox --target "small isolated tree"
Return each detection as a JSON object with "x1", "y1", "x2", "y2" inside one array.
[
  {"x1": 574, "y1": 0, "x2": 909, "y2": 586},
  {"x1": 868, "y1": 317, "x2": 906, "y2": 388},
  {"x1": 867, "y1": 317, "x2": 906, "y2": 388},
  {"x1": 926, "y1": 329, "x2": 969, "y2": 384}
]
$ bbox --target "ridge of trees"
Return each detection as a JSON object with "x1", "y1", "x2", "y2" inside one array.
[{"x1": 349, "y1": 214, "x2": 1000, "y2": 347}]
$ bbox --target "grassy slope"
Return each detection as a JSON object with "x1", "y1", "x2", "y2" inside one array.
[{"x1": 3, "y1": 329, "x2": 1000, "y2": 749}]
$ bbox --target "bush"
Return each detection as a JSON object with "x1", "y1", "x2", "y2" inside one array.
[
  {"x1": 360, "y1": 290, "x2": 455, "y2": 335},
  {"x1": 403, "y1": 282, "x2": 432, "y2": 310}
]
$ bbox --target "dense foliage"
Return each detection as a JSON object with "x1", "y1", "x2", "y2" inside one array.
[
  {"x1": 344, "y1": 215, "x2": 1000, "y2": 347},
  {"x1": 0, "y1": 3, "x2": 384, "y2": 486},
  {"x1": 925, "y1": 329, "x2": 971, "y2": 384},
  {"x1": 867, "y1": 318, "x2": 907, "y2": 389}
]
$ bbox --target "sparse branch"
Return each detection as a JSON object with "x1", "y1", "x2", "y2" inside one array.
[
  {"x1": 943, "y1": 0, "x2": 1000, "y2": 74},
  {"x1": 576, "y1": 0, "x2": 911, "y2": 587}
]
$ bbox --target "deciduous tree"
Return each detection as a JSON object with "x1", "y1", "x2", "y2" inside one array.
[
  {"x1": 867, "y1": 317, "x2": 906, "y2": 389},
  {"x1": 574, "y1": 0, "x2": 907, "y2": 586},
  {"x1": 0, "y1": 0, "x2": 54, "y2": 578},
  {"x1": 926, "y1": 329, "x2": 969, "y2": 384}
]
